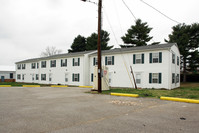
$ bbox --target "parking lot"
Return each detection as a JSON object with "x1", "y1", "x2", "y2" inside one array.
[{"x1": 0, "y1": 87, "x2": 198, "y2": 133}]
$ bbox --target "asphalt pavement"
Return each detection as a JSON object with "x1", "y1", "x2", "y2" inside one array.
[{"x1": 0, "y1": 87, "x2": 198, "y2": 133}]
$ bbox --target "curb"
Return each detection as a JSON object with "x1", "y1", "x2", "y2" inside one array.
[
  {"x1": 111, "y1": 93, "x2": 139, "y2": 98},
  {"x1": 0, "y1": 85, "x2": 11, "y2": 87},
  {"x1": 22, "y1": 85, "x2": 41, "y2": 87},
  {"x1": 160, "y1": 96, "x2": 199, "y2": 104},
  {"x1": 79, "y1": 86, "x2": 93, "y2": 88},
  {"x1": 51, "y1": 85, "x2": 68, "y2": 87}
]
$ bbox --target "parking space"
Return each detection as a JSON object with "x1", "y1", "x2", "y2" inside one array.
[{"x1": 0, "y1": 87, "x2": 198, "y2": 133}]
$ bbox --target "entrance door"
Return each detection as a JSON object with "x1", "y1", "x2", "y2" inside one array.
[{"x1": 1, "y1": 76, "x2": 5, "y2": 82}]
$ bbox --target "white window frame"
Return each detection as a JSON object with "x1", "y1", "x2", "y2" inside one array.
[
  {"x1": 107, "y1": 56, "x2": 112, "y2": 65},
  {"x1": 172, "y1": 53, "x2": 175, "y2": 64},
  {"x1": 136, "y1": 73, "x2": 141, "y2": 84},
  {"x1": 73, "y1": 73, "x2": 79, "y2": 82},
  {"x1": 50, "y1": 60, "x2": 56, "y2": 67},
  {"x1": 152, "y1": 53, "x2": 159, "y2": 63},
  {"x1": 41, "y1": 74, "x2": 46, "y2": 81},
  {"x1": 74, "y1": 58, "x2": 79, "y2": 66},
  {"x1": 136, "y1": 54, "x2": 142, "y2": 64},
  {"x1": 152, "y1": 73, "x2": 159, "y2": 83},
  {"x1": 61, "y1": 59, "x2": 67, "y2": 67},
  {"x1": 32, "y1": 63, "x2": 36, "y2": 69}
]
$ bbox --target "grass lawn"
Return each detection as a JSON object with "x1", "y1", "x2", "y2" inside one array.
[
  {"x1": 0, "y1": 82, "x2": 50, "y2": 87},
  {"x1": 91, "y1": 82, "x2": 199, "y2": 100}
]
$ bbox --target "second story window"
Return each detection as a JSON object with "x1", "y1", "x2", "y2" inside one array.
[
  {"x1": 17, "y1": 64, "x2": 21, "y2": 70},
  {"x1": 61, "y1": 59, "x2": 67, "y2": 67},
  {"x1": 150, "y1": 52, "x2": 162, "y2": 63},
  {"x1": 133, "y1": 54, "x2": 144, "y2": 64},
  {"x1": 50, "y1": 60, "x2": 56, "y2": 67},
  {"x1": 105, "y1": 56, "x2": 114, "y2": 65},
  {"x1": 172, "y1": 53, "x2": 175, "y2": 64},
  {"x1": 17, "y1": 74, "x2": 21, "y2": 80},
  {"x1": 73, "y1": 58, "x2": 80, "y2": 66},
  {"x1": 32, "y1": 63, "x2": 36, "y2": 69},
  {"x1": 37, "y1": 63, "x2": 39, "y2": 68},
  {"x1": 93, "y1": 57, "x2": 98, "y2": 66},
  {"x1": 41, "y1": 61, "x2": 46, "y2": 68},
  {"x1": 22, "y1": 64, "x2": 26, "y2": 69},
  {"x1": 177, "y1": 56, "x2": 179, "y2": 66}
]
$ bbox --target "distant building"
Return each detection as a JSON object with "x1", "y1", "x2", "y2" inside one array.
[
  {"x1": 0, "y1": 71, "x2": 16, "y2": 82},
  {"x1": 15, "y1": 43, "x2": 180, "y2": 89}
]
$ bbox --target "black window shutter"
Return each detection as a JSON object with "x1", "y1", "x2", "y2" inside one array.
[
  {"x1": 91, "y1": 73, "x2": 93, "y2": 82},
  {"x1": 150, "y1": 53, "x2": 152, "y2": 63},
  {"x1": 72, "y1": 74, "x2": 74, "y2": 82},
  {"x1": 55, "y1": 60, "x2": 56, "y2": 67},
  {"x1": 61, "y1": 59, "x2": 63, "y2": 67},
  {"x1": 112, "y1": 56, "x2": 114, "y2": 65},
  {"x1": 78, "y1": 58, "x2": 80, "y2": 66},
  {"x1": 66, "y1": 59, "x2": 67, "y2": 66},
  {"x1": 142, "y1": 54, "x2": 144, "y2": 64},
  {"x1": 93, "y1": 57, "x2": 95, "y2": 66},
  {"x1": 73, "y1": 58, "x2": 74, "y2": 66},
  {"x1": 133, "y1": 54, "x2": 136, "y2": 64},
  {"x1": 159, "y1": 52, "x2": 162, "y2": 63},
  {"x1": 159, "y1": 73, "x2": 162, "y2": 84},
  {"x1": 105, "y1": 57, "x2": 107, "y2": 65},
  {"x1": 149, "y1": 73, "x2": 152, "y2": 83},
  {"x1": 50, "y1": 61, "x2": 52, "y2": 67},
  {"x1": 78, "y1": 74, "x2": 80, "y2": 82}
]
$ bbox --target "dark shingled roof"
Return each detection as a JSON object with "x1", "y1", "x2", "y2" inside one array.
[{"x1": 16, "y1": 43, "x2": 176, "y2": 64}]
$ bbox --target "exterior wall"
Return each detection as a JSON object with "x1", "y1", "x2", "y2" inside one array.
[
  {"x1": 170, "y1": 45, "x2": 181, "y2": 89},
  {"x1": 16, "y1": 56, "x2": 85, "y2": 86},
  {"x1": 0, "y1": 71, "x2": 16, "y2": 82},
  {"x1": 15, "y1": 44, "x2": 180, "y2": 89},
  {"x1": 89, "y1": 49, "x2": 171, "y2": 89}
]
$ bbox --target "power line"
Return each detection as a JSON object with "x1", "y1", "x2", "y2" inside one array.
[
  {"x1": 140, "y1": 0, "x2": 180, "y2": 24},
  {"x1": 121, "y1": 0, "x2": 137, "y2": 21}
]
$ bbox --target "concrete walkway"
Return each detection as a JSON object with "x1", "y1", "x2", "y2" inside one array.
[{"x1": 0, "y1": 87, "x2": 198, "y2": 133}]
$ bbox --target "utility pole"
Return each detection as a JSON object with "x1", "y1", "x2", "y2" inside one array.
[
  {"x1": 97, "y1": 0, "x2": 102, "y2": 93},
  {"x1": 80, "y1": 0, "x2": 102, "y2": 93}
]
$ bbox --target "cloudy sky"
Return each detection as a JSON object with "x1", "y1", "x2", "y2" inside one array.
[{"x1": 0, "y1": 0, "x2": 199, "y2": 70}]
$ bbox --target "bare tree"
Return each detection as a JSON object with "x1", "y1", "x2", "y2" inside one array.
[{"x1": 40, "y1": 46, "x2": 62, "y2": 57}]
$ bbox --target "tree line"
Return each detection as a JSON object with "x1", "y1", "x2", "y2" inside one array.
[{"x1": 42, "y1": 19, "x2": 199, "y2": 82}]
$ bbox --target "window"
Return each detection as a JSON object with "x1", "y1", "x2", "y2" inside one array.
[
  {"x1": 22, "y1": 64, "x2": 26, "y2": 69},
  {"x1": 72, "y1": 73, "x2": 80, "y2": 82},
  {"x1": 17, "y1": 64, "x2": 21, "y2": 70},
  {"x1": 65, "y1": 74, "x2": 68, "y2": 82},
  {"x1": 172, "y1": 53, "x2": 175, "y2": 64},
  {"x1": 177, "y1": 56, "x2": 179, "y2": 66},
  {"x1": 37, "y1": 63, "x2": 39, "y2": 68},
  {"x1": 93, "y1": 57, "x2": 98, "y2": 66},
  {"x1": 61, "y1": 59, "x2": 67, "y2": 67},
  {"x1": 41, "y1": 74, "x2": 46, "y2": 81},
  {"x1": 149, "y1": 73, "x2": 162, "y2": 84},
  {"x1": 41, "y1": 61, "x2": 46, "y2": 68},
  {"x1": 22, "y1": 74, "x2": 25, "y2": 80},
  {"x1": 136, "y1": 74, "x2": 141, "y2": 84},
  {"x1": 10, "y1": 73, "x2": 13, "y2": 79},
  {"x1": 91, "y1": 73, "x2": 94, "y2": 82},
  {"x1": 50, "y1": 60, "x2": 56, "y2": 67},
  {"x1": 105, "y1": 56, "x2": 114, "y2": 65},
  {"x1": 36, "y1": 74, "x2": 39, "y2": 80},
  {"x1": 172, "y1": 73, "x2": 175, "y2": 83},
  {"x1": 17, "y1": 74, "x2": 21, "y2": 80},
  {"x1": 176, "y1": 74, "x2": 179, "y2": 83},
  {"x1": 32, "y1": 63, "x2": 36, "y2": 69},
  {"x1": 150, "y1": 52, "x2": 162, "y2": 63},
  {"x1": 73, "y1": 58, "x2": 80, "y2": 66},
  {"x1": 49, "y1": 73, "x2": 52, "y2": 81},
  {"x1": 133, "y1": 54, "x2": 144, "y2": 64},
  {"x1": 32, "y1": 74, "x2": 34, "y2": 81}
]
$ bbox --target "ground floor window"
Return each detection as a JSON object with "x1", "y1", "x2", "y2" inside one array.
[
  {"x1": 17, "y1": 74, "x2": 21, "y2": 80},
  {"x1": 91, "y1": 73, "x2": 93, "y2": 82},
  {"x1": 41, "y1": 74, "x2": 46, "y2": 81},
  {"x1": 149, "y1": 73, "x2": 162, "y2": 84},
  {"x1": 65, "y1": 74, "x2": 68, "y2": 82},
  {"x1": 36, "y1": 74, "x2": 39, "y2": 80},
  {"x1": 22, "y1": 74, "x2": 25, "y2": 80},
  {"x1": 172, "y1": 73, "x2": 175, "y2": 83},
  {"x1": 72, "y1": 73, "x2": 79, "y2": 82},
  {"x1": 136, "y1": 73, "x2": 141, "y2": 84}
]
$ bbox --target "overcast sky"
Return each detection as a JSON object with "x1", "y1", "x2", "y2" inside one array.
[{"x1": 0, "y1": 0, "x2": 199, "y2": 70}]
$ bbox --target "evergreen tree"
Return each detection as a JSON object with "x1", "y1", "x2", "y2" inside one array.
[
  {"x1": 86, "y1": 30, "x2": 113, "y2": 50},
  {"x1": 68, "y1": 35, "x2": 86, "y2": 53},
  {"x1": 121, "y1": 19, "x2": 153, "y2": 47},
  {"x1": 166, "y1": 23, "x2": 199, "y2": 82}
]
